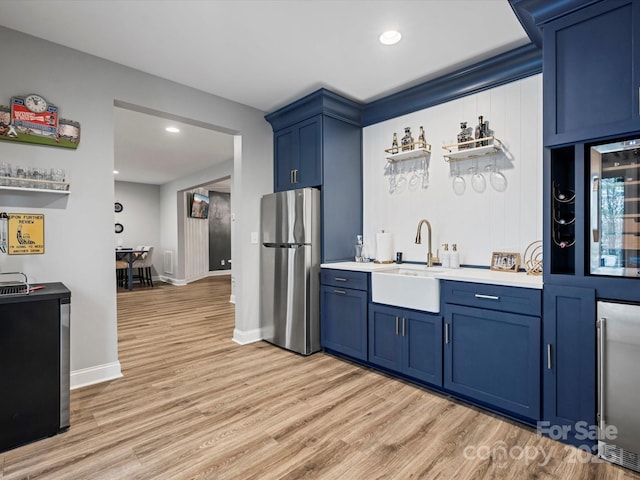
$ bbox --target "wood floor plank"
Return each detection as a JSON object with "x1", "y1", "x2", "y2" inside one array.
[{"x1": 2, "y1": 275, "x2": 640, "y2": 479}]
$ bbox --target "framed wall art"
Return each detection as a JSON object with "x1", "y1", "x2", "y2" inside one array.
[{"x1": 490, "y1": 251, "x2": 520, "y2": 272}]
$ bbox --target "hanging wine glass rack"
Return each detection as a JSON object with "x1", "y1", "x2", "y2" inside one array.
[
  {"x1": 442, "y1": 137, "x2": 502, "y2": 162},
  {"x1": 384, "y1": 141, "x2": 431, "y2": 162}
]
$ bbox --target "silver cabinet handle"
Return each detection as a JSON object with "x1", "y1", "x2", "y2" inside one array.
[
  {"x1": 395, "y1": 316, "x2": 399, "y2": 335},
  {"x1": 293, "y1": 169, "x2": 298, "y2": 183},
  {"x1": 475, "y1": 294, "x2": 500, "y2": 300},
  {"x1": 334, "y1": 277, "x2": 348, "y2": 282},
  {"x1": 290, "y1": 169, "x2": 295, "y2": 184},
  {"x1": 445, "y1": 323, "x2": 450, "y2": 344},
  {"x1": 402, "y1": 318, "x2": 406, "y2": 337},
  {"x1": 547, "y1": 344, "x2": 552, "y2": 370},
  {"x1": 333, "y1": 289, "x2": 346, "y2": 295}
]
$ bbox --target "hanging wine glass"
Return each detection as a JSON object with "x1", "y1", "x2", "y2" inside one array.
[
  {"x1": 452, "y1": 164, "x2": 466, "y2": 195},
  {"x1": 485, "y1": 158, "x2": 507, "y2": 192},
  {"x1": 386, "y1": 162, "x2": 397, "y2": 194},
  {"x1": 395, "y1": 171, "x2": 408, "y2": 193},
  {"x1": 468, "y1": 160, "x2": 486, "y2": 193}
]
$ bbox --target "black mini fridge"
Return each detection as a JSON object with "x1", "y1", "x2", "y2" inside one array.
[{"x1": 0, "y1": 282, "x2": 70, "y2": 452}]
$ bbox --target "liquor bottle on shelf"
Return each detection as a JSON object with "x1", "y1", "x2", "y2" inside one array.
[
  {"x1": 391, "y1": 133, "x2": 399, "y2": 154},
  {"x1": 457, "y1": 122, "x2": 471, "y2": 150},
  {"x1": 417, "y1": 126, "x2": 426, "y2": 149},
  {"x1": 401, "y1": 127, "x2": 414, "y2": 151},
  {"x1": 474, "y1": 116, "x2": 484, "y2": 147},
  {"x1": 481, "y1": 119, "x2": 491, "y2": 146}
]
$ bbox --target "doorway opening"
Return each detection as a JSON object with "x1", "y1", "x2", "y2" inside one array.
[{"x1": 113, "y1": 101, "x2": 235, "y2": 289}]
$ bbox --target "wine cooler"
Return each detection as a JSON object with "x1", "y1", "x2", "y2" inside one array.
[{"x1": 590, "y1": 138, "x2": 640, "y2": 277}]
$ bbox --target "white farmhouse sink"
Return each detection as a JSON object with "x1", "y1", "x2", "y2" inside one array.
[{"x1": 371, "y1": 266, "x2": 441, "y2": 313}]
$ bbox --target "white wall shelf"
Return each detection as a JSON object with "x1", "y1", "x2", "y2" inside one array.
[
  {"x1": 442, "y1": 137, "x2": 503, "y2": 162},
  {"x1": 385, "y1": 146, "x2": 431, "y2": 163},
  {"x1": 0, "y1": 183, "x2": 70, "y2": 195}
]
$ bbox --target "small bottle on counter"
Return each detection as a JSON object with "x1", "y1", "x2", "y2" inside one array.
[
  {"x1": 450, "y1": 244, "x2": 460, "y2": 269},
  {"x1": 441, "y1": 243, "x2": 450, "y2": 268}
]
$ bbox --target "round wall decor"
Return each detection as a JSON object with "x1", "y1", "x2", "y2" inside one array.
[
  {"x1": 115, "y1": 223, "x2": 124, "y2": 234},
  {"x1": 114, "y1": 202, "x2": 123, "y2": 213}
]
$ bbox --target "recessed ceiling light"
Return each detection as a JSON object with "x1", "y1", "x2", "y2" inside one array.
[
  {"x1": 113, "y1": 170, "x2": 119, "y2": 174},
  {"x1": 165, "y1": 126, "x2": 180, "y2": 133},
  {"x1": 379, "y1": 30, "x2": 402, "y2": 46}
]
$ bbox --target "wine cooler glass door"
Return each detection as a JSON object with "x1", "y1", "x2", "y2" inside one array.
[{"x1": 590, "y1": 138, "x2": 640, "y2": 277}]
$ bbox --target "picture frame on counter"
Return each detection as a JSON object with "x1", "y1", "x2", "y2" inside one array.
[{"x1": 490, "y1": 251, "x2": 520, "y2": 272}]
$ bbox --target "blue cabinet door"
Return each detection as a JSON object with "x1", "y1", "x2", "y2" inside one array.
[
  {"x1": 403, "y1": 311, "x2": 443, "y2": 386},
  {"x1": 273, "y1": 116, "x2": 322, "y2": 192},
  {"x1": 369, "y1": 304, "x2": 443, "y2": 386},
  {"x1": 542, "y1": 285, "x2": 596, "y2": 450},
  {"x1": 444, "y1": 304, "x2": 541, "y2": 420},
  {"x1": 273, "y1": 127, "x2": 295, "y2": 192},
  {"x1": 543, "y1": 0, "x2": 640, "y2": 146},
  {"x1": 368, "y1": 304, "x2": 402, "y2": 371},
  {"x1": 320, "y1": 285, "x2": 367, "y2": 361},
  {"x1": 296, "y1": 117, "x2": 322, "y2": 189}
]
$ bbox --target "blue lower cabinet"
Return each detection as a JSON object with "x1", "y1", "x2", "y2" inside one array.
[
  {"x1": 369, "y1": 303, "x2": 443, "y2": 386},
  {"x1": 320, "y1": 285, "x2": 367, "y2": 361},
  {"x1": 444, "y1": 304, "x2": 541, "y2": 420},
  {"x1": 542, "y1": 285, "x2": 596, "y2": 450}
]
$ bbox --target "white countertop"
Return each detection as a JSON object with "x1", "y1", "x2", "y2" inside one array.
[{"x1": 321, "y1": 261, "x2": 543, "y2": 289}]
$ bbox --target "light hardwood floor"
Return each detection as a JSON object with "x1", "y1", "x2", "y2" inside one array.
[{"x1": 2, "y1": 276, "x2": 639, "y2": 479}]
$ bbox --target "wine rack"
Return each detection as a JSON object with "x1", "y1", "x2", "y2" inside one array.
[
  {"x1": 548, "y1": 145, "x2": 577, "y2": 276},
  {"x1": 552, "y1": 183, "x2": 576, "y2": 249}
]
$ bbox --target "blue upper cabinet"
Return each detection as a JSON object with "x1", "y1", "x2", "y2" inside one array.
[
  {"x1": 543, "y1": 0, "x2": 640, "y2": 146},
  {"x1": 273, "y1": 116, "x2": 322, "y2": 191},
  {"x1": 266, "y1": 89, "x2": 364, "y2": 262}
]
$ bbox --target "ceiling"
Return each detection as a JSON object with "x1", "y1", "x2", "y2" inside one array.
[
  {"x1": 113, "y1": 107, "x2": 234, "y2": 185},
  {"x1": 0, "y1": 0, "x2": 530, "y2": 186}
]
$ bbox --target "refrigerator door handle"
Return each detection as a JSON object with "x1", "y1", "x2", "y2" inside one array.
[
  {"x1": 263, "y1": 243, "x2": 306, "y2": 248},
  {"x1": 597, "y1": 317, "x2": 606, "y2": 429}
]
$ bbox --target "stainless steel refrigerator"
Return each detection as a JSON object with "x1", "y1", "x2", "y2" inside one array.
[
  {"x1": 598, "y1": 301, "x2": 640, "y2": 472},
  {"x1": 259, "y1": 188, "x2": 321, "y2": 355}
]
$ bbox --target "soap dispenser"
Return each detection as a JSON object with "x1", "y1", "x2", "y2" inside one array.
[
  {"x1": 450, "y1": 244, "x2": 460, "y2": 269},
  {"x1": 441, "y1": 243, "x2": 450, "y2": 268}
]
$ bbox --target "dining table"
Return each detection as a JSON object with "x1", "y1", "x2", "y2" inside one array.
[{"x1": 115, "y1": 248, "x2": 145, "y2": 291}]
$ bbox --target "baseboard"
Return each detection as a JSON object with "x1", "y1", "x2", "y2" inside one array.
[
  {"x1": 157, "y1": 272, "x2": 232, "y2": 285},
  {"x1": 208, "y1": 270, "x2": 232, "y2": 277},
  {"x1": 158, "y1": 275, "x2": 187, "y2": 286},
  {"x1": 232, "y1": 328, "x2": 262, "y2": 345},
  {"x1": 71, "y1": 361, "x2": 123, "y2": 390},
  {"x1": 229, "y1": 294, "x2": 236, "y2": 304}
]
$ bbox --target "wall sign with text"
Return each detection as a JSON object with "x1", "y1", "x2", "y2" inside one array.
[
  {"x1": 7, "y1": 213, "x2": 45, "y2": 255},
  {"x1": 0, "y1": 94, "x2": 80, "y2": 149}
]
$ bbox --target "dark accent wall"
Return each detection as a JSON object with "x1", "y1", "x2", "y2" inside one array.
[{"x1": 208, "y1": 191, "x2": 231, "y2": 271}]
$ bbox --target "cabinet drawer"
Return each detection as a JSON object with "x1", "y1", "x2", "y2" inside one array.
[
  {"x1": 321, "y1": 269, "x2": 368, "y2": 290},
  {"x1": 442, "y1": 280, "x2": 541, "y2": 316}
]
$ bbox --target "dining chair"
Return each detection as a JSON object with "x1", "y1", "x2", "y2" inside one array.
[
  {"x1": 132, "y1": 246, "x2": 154, "y2": 287},
  {"x1": 115, "y1": 260, "x2": 129, "y2": 288}
]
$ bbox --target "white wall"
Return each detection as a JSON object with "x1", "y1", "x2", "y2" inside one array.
[
  {"x1": 0, "y1": 27, "x2": 272, "y2": 386},
  {"x1": 183, "y1": 187, "x2": 211, "y2": 282},
  {"x1": 160, "y1": 159, "x2": 233, "y2": 283},
  {"x1": 363, "y1": 74, "x2": 542, "y2": 266},
  {"x1": 114, "y1": 181, "x2": 161, "y2": 276}
]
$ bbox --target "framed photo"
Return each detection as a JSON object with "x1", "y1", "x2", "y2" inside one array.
[{"x1": 490, "y1": 251, "x2": 520, "y2": 273}]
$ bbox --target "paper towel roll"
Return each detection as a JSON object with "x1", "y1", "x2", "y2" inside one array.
[{"x1": 376, "y1": 232, "x2": 394, "y2": 263}]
